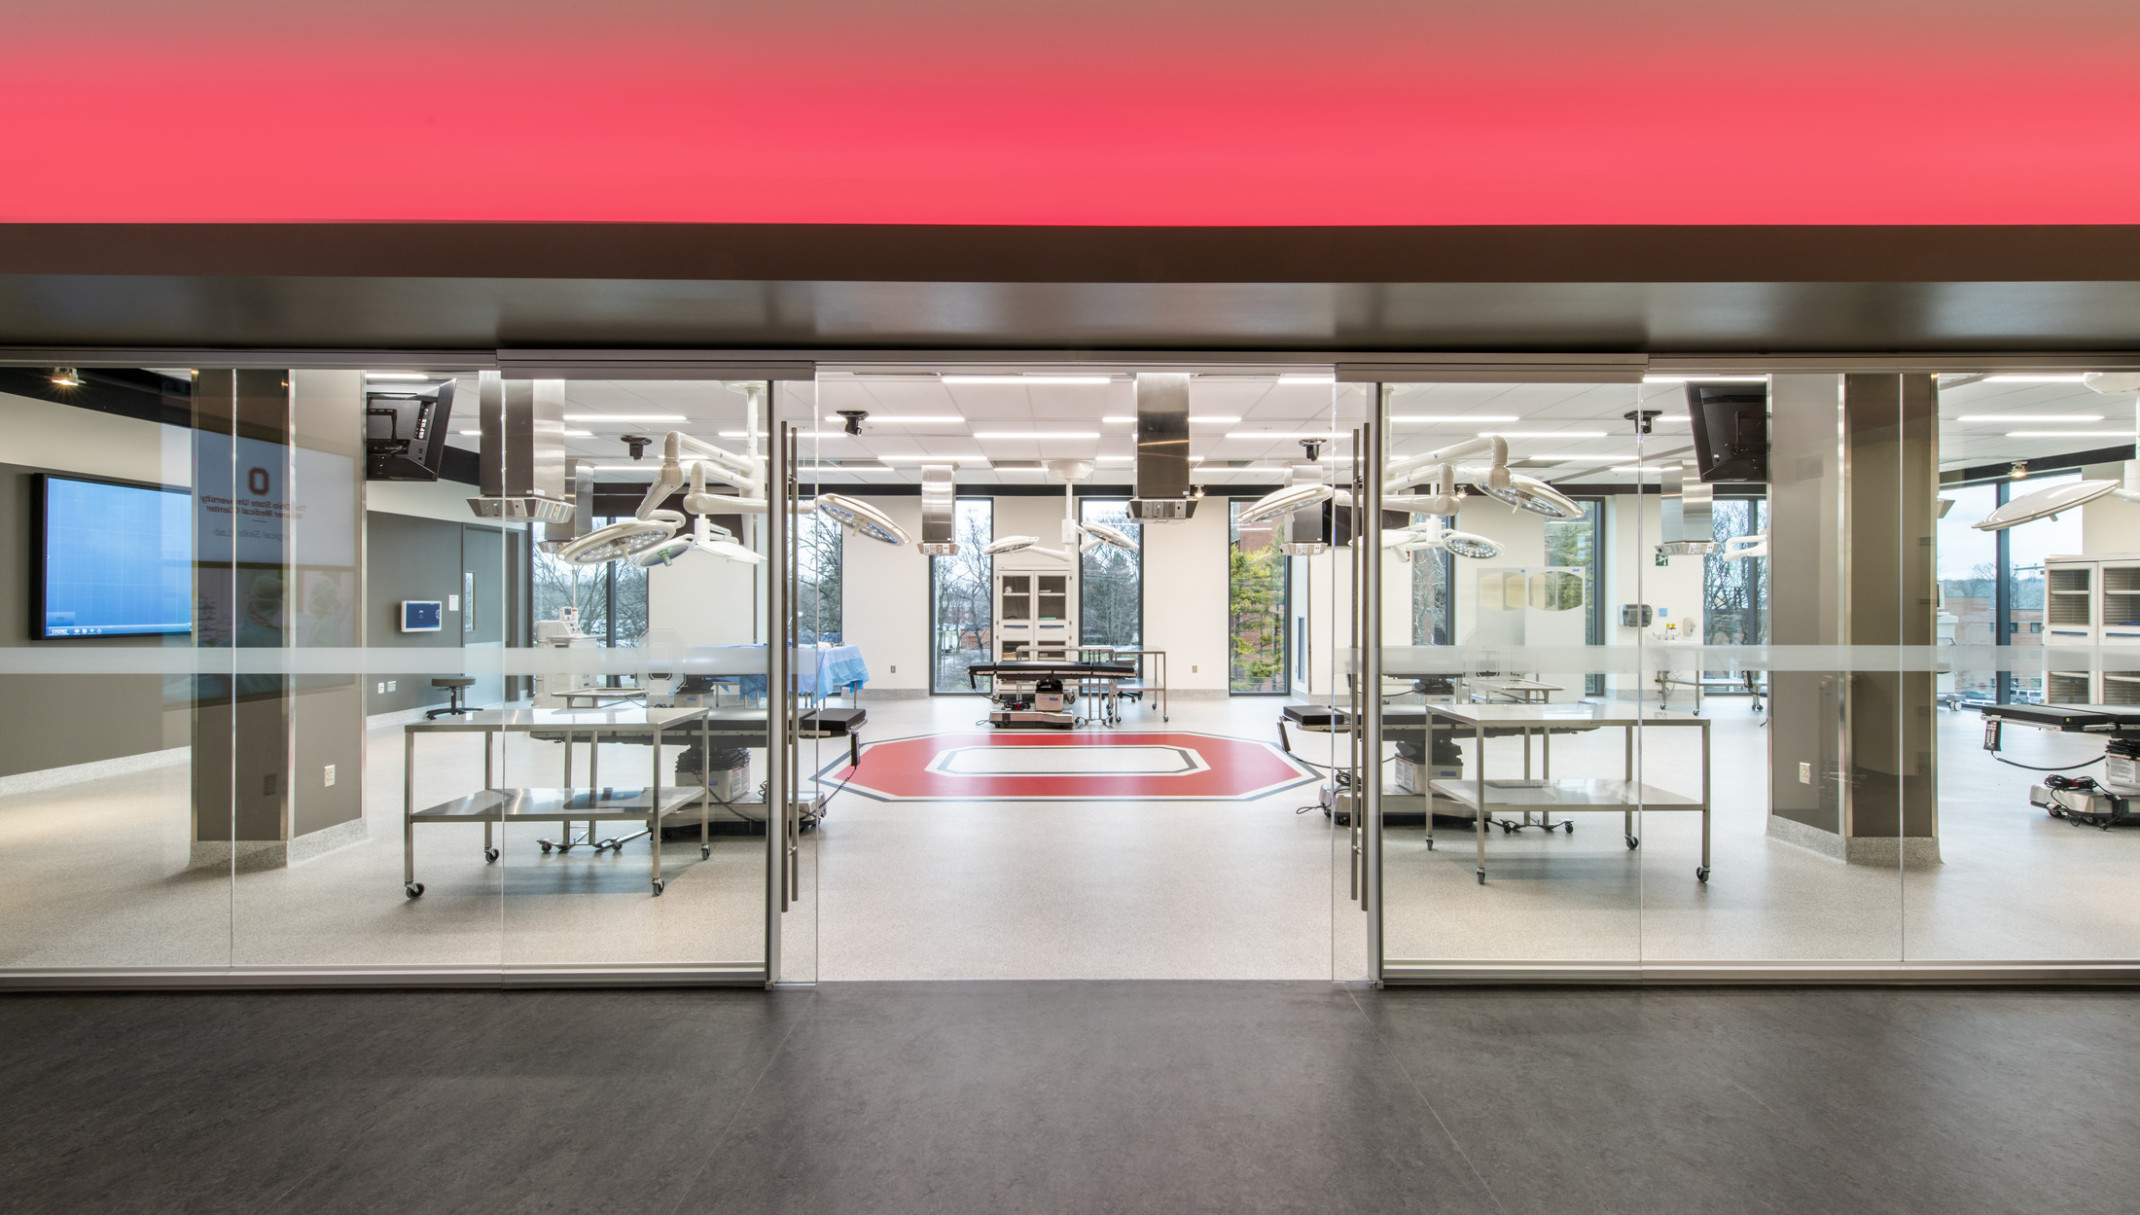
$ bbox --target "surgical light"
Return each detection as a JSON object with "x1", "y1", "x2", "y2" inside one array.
[
  {"x1": 1475, "y1": 474, "x2": 1585, "y2": 520},
  {"x1": 812, "y1": 493, "x2": 912, "y2": 545},
  {"x1": 49, "y1": 367, "x2": 81, "y2": 387}
]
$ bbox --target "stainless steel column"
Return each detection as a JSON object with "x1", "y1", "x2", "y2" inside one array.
[
  {"x1": 1361, "y1": 406, "x2": 1385, "y2": 978},
  {"x1": 764, "y1": 419, "x2": 790, "y2": 983}
]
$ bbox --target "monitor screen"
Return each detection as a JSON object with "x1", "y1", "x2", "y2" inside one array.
[{"x1": 36, "y1": 475, "x2": 194, "y2": 638}]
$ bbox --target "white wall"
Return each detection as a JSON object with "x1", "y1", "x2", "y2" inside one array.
[
  {"x1": 2082, "y1": 461, "x2": 2140, "y2": 556},
  {"x1": 0, "y1": 390, "x2": 189, "y2": 486},
  {"x1": 842, "y1": 496, "x2": 930, "y2": 692},
  {"x1": 1142, "y1": 503, "x2": 1232, "y2": 692}
]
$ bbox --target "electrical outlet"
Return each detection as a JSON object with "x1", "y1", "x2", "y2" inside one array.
[
  {"x1": 1798, "y1": 762, "x2": 1812, "y2": 785},
  {"x1": 323, "y1": 764, "x2": 336, "y2": 787},
  {"x1": 888, "y1": 664, "x2": 896, "y2": 674}
]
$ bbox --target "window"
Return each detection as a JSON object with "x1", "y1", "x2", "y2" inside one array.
[
  {"x1": 1937, "y1": 482, "x2": 1998, "y2": 701},
  {"x1": 1077, "y1": 498, "x2": 1142, "y2": 649},
  {"x1": 1409, "y1": 538, "x2": 1454, "y2": 646},
  {"x1": 796, "y1": 508, "x2": 843, "y2": 645},
  {"x1": 531, "y1": 517, "x2": 646, "y2": 647},
  {"x1": 1702, "y1": 498, "x2": 1767, "y2": 646},
  {"x1": 1543, "y1": 498, "x2": 1605, "y2": 692},
  {"x1": 1228, "y1": 499, "x2": 1290, "y2": 694},
  {"x1": 930, "y1": 499, "x2": 994, "y2": 693},
  {"x1": 2002, "y1": 471, "x2": 2082, "y2": 703}
]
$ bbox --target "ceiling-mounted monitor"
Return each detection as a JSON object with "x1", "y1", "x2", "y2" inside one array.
[
  {"x1": 1684, "y1": 382, "x2": 1768, "y2": 483},
  {"x1": 365, "y1": 380, "x2": 454, "y2": 481}
]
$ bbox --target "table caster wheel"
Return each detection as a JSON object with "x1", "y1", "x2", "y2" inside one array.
[
  {"x1": 1696, "y1": 866, "x2": 1710, "y2": 883},
  {"x1": 700, "y1": 844, "x2": 712, "y2": 859},
  {"x1": 1475, "y1": 871, "x2": 1485, "y2": 885},
  {"x1": 1625, "y1": 836, "x2": 1640, "y2": 850},
  {"x1": 1425, "y1": 839, "x2": 1435, "y2": 851},
  {"x1": 483, "y1": 848, "x2": 499, "y2": 863},
  {"x1": 651, "y1": 879, "x2": 666, "y2": 896},
  {"x1": 540, "y1": 842, "x2": 553, "y2": 854},
  {"x1": 1563, "y1": 822, "x2": 1575, "y2": 834},
  {"x1": 405, "y1": 882, "x2": 424, "y2": 898}
]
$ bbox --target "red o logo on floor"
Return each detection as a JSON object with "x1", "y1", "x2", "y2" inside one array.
[{"x1": 826, "y1": 731, "x2": 1317, "y2": 802}]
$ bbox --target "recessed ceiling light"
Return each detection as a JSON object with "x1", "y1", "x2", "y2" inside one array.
[
  {"x1": 457, "y1": 429, "x2": 481, "y2": 436},
  {"x1": 1984, "y1": 374, "x2": 2092, "y2": 383},
  {"x1": 1223, "y1": 431, "x2": 1341, "y2": 440},
  {"x1": 564, "y1": 413, "x2": 686, "y2": 423},
  {"x1": 1277, "y1": 373, "x2": 1337, "y2": 385},
  {"x1": 878, "y1": 454, "x2": 989, "y2": 464},
  {"x1": 1096, "y1": 456, "x2": 1135, "y2": 462},
  {"x1": 970, "y1": 431, "x2": 1101, "y2": 439},
  {"x1": 941, "y1": 375, "x2": 1112, "y2": 385},
  {"x1": 1958, "y1": 414, "x2": 2103, "y2": 423},
  {"x1": 717, "y1": 430, "x2": 770, "y2": 438},
  {"x1": 562, "y1": 429, "x2": 592, "y2": 437},
  {"x1": 1482, "y1": 431, "x2": 1610, "y2": 439},
  {"x1": 2005, "y1": 430, "x2": 2134, "y2": 438},
  {"x1": 1531, "y1": 455, "x2": 1617, "y2": 462},
  {"x1": 1103, "y1": 415, "x2": 1238, "y2": 424},
  {"x1": 364, "y1": 372, "x2": 433, "y2": 381},
  {"x1": 1611, "y1": 463, "x2": 1682, "y2": 472}
]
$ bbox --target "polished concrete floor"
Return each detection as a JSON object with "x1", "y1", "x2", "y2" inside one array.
[
  {"x1": 1, "y1": 693, "x2": 2136, "y2": 977},
  {"x1": 2, "y1": 983, "x2": 2135, "y2": 1215}
]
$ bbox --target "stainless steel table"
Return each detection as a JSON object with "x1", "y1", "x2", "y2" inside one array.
[
  {"x1": 1078, "y1": 646, "x2": 1169, "y2": 722},
  {"x1": 402, "y1": 707, "x2": 711, "y2": 898},
  {"x1": 1422, "y1": 703, "x2": 1713, "y2": 885}
]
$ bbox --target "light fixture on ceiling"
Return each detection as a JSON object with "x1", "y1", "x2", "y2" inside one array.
[
  {"x1": 1276, "y1": 373, "x2": 1338, "y2": 385},
  {"x1": 562, "y1": 429, "x2": 592, "y2": 437},
  {"x1": 1957, "y1": 414, "x2": 2103, "y2": 423},
  {"x1": 1610, "y1": 463, "x2": 1681, "y2": 473},
  {"x1": 1973, "y1": 464, "x2": 2140, "y2": 531},
  {"x1": 808, "y1": 493, "x2": 912, "y2": 545},
  {"x1": 1476, "y1": 474, "x2": 1586, "y2": 520},
  {"x1": 364, "y1": 372, "x2": 432, "y2": 381},
  {"x1": 970, "y1": 431, "x2": 1102, "y2": 440},
  {"x1": 49, "y1": 367, "x2": 81, "y2": 388},
  {"x1": 1984, "y1": 374, "x2": 2091, "y2": 383},
  {"x1": 1477, "y1": 430, "x2": 1610, "y2": 439},
  {"x1": 2005, "y1": 430, "x2": 2135, "y2": 438},
  {"x1": 563, "y1": 413, "x2": 686, "y2": 423},
  {"x1": 1641, "y1": 374, "x2": 1769, "y2": 383},
  {"x1": 940, "y1": 374, "x2": 1113, "y2": 385},
  {"x1": 1223, "y1": 431, "x2": 1341, "y2": 441},
  {"x1": 878, "y1": 454, "x2": 989, "y2": 464},
  {"x1": 1235, "y1": 483, "x2": 1337, "y2": 526},
  {"x1": 824, "y1": 414, "x2": 963, "y2": 424},
  {"x1": 458, "y1": 429, "x2": 482, "y2": 437},
  {"x1": 1390, "y1": 415, "x2": 1520, "y2": 424}
]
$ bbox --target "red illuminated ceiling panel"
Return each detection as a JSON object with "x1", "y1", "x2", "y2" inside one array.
[{"x1": 6, "y1": 2, "x2": 2140, "y2": 225}]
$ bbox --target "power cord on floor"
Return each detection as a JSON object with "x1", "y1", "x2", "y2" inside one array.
[{"x1": 1993, "y1": 754, "x2": 2104, "y2": 772}]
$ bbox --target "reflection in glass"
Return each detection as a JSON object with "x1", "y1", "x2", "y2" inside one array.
[{"x1": 930, "y1": 499, "x2": 994, "y2": 692}]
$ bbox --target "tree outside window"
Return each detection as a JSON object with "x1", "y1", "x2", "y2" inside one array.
[
  {"x1": 1228, "y1": 500, "x2": 1289, "y2": 693},
  {"x1": 1077, "y1": 498, "x2": 1142, "y2": 649},
  {"x1": 931, "y1": 499, "x2": 995, "y2": 693}
]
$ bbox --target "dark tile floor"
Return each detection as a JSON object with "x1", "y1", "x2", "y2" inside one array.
[{"x1": 1, "y1": 984, "x2": 2134, "y2": 1214}]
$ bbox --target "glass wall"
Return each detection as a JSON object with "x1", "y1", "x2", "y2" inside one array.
[{"x1": 0, "y1": 367, "x2": 778, "y2": 979}]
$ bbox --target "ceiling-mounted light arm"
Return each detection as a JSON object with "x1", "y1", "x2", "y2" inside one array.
[
  {"x1": 982, "y1": 535, "x2": 1071, "y2": 561},
  {"x1": 1972, "y1": 460, "x2": 2140, "y2": 531},
  {"x1": 1386, "y1": 436, "x2": 1509, "y2": 491},
  {"x1": 1385, "y1": 462, "x2": 1463, "y2": 516}
]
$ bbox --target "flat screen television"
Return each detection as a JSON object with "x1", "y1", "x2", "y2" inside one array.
[
  {"x1": 32, "y1": 474, "x2": 194, "y2": 638},
  {"x1": 1684, "y1": 383, "x2": 1770, "y2": 483}
]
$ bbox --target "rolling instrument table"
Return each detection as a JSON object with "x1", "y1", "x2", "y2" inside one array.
[
  {"x1": 402, "y1": 707, "x2": 712, "y2": 898},
  {"x1": 1423, "y1": 703, "x2": 1713, "y2": 885}
]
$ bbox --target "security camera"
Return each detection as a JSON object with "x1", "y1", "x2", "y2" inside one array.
[
  {"x1": 621, "y1": 435, "x2": 652, "y2": 460},
  {"x1": 837, "y1": 410, "x2": 869, "y2": 436},
  {"x1": 1299, "y1": 438, "x2": 1324, "y2": 462}
]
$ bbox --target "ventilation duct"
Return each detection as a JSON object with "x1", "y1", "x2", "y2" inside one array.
[
  {"x1": 537, "y1": 459, "x2": 595, "y2": 554},
  {"x1": 468, "y1": 372, "x2": 574, "y2": 522},
  {"x1": 917, "y1": 464, "x2": 959, "y2": 555},
  {"x1": 1128, "y1": 372, "x2": 1199, "y2": 521},
  {"x1": 1657, "y1": 467, "x2": 1717, "y2": 556}
]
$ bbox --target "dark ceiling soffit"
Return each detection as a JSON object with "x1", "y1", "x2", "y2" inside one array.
[
  {"x1": 16, "y1": 348, "x2": 2140, "y2": 372},
  {"x1": 7, "y1": 224, "x2": 2140, "y2": 283}
]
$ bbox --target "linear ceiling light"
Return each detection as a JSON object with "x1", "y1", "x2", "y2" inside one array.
[
  {"x1": 878, "y1": 454, "x2": 989, "y2": 463},
  {"x1": 1958, "y1": 414, "x2": 2104, "y2": 423},
  {"x1": 1481, "y1": 430, "x2": 1609, "y2": 439},
  {"x1": 564, "y1": 413, "x2": 686, "y2": 423},
  {"x1": 364, "y1": 372, "x2": 434, "y2": 381},
  {"x1": 941, "y1": 375, "x2": 1112, "y2": 385},
  {"x1": 971, "y1": 431, "x2": 1101, "y2": 439},
  {"x1": 1641, "y1": 374, "x2": 1769, "y2": 383},
  {"x1": 1224, "y1": 431, "x2": 1341, "y2": 440},
  {"x1": 823, "y1": 414, "x2": 964, "y2": 424},
  {"x1": 1391, "y1": 415, "x2": 1520, "y2": 423},
  {"x1": 1277, "y1": 373, "x2": 1337, "y2": 385},
  {"x1": 1611, "y1": 463, "x2": 1682, "y2": 472},
  {"x1": 1984, "y1": 374, "x2": 2093, "y2": 383},
  {"x1": 562, "y1": 429, "x2": 592, "y2": 437},
  {"x1": 2005, "y1": 430, "x2": 2136, "y2": 437}
]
